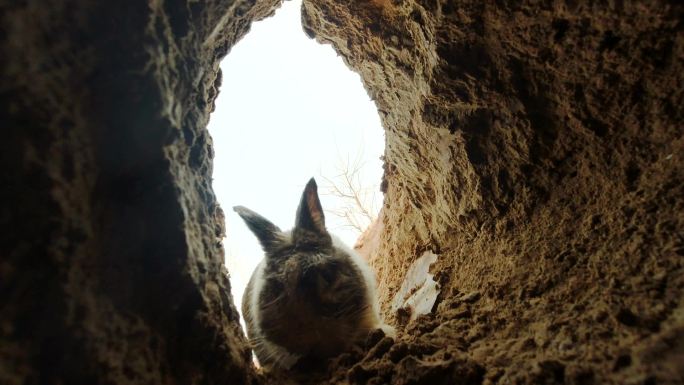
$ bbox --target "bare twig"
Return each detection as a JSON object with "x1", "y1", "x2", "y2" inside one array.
[{"x1": 320, "y1": 149, "x2": 380, "y2": 234}]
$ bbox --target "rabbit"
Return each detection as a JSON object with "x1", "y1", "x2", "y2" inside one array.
[{"x1": 233, "y1": 177, "x2": 394, "y2": 371}]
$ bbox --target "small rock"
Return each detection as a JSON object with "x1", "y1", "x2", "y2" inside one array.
[{"x1": 461, "y1": 291, "x2": 481, "y2": 303}]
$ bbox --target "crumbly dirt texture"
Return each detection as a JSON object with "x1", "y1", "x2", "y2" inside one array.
[
  {"x1": 2, "y1": 0, "x2": 682, "y2": 384},
  {"x1": 1, "y1": 0, "x2": 280, "y2": 383},
  {"x1": 302, "y1": 0, "x2": 684, "y2": 384}
]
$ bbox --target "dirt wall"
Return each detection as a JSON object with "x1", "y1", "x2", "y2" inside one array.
[
  {"x1": 0, "y1": 1, "x2": 281, "y2": 383},
  {"x1": 303, "y1": 1, "x2": 683, "y2": 384}
]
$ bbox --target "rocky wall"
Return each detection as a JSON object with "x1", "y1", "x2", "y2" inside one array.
[
  {"x1": 1, "y1": 0, "x2": 281, "y2": 383},
  {"x1": 303, "y1": 1, "x2": 683, "y2": 384}
]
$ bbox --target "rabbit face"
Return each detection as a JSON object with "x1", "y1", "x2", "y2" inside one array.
[
  {"x1": 255, "y1": 237, "x2": 373, "y2": 358},
  {"x1": 260, "y1": 235, "x2": 366, "y2": 316},
  {"x1": 234, "y1": 178, "x2": 385, "y2": 370}
]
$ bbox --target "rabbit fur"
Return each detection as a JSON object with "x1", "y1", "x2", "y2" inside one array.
[{"x1": 233, "y1": 178, "x2": 393, "y2": 370}]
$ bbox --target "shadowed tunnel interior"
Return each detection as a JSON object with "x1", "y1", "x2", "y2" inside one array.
[{"x1": 1, "y1": 1, "x2": 682, "y2": 384}]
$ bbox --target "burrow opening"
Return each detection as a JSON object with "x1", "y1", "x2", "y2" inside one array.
[
  {"x1": 206, "y1": 1, "x2": 485, "y2": 382},
  {"x1": 207, "y1": 0, "x2": 389, "y2": 375}
]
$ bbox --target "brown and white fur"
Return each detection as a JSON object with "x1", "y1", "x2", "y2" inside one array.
[{"x1": 234, "y1": 178, "x2": 393, "y2": 371}]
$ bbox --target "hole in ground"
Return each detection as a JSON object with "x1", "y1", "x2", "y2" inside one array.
[{"x1": 207, "y1": 0, "x2": 384, "y2": 333}]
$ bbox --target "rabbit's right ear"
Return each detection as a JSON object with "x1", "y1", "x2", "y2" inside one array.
[
  {"x1": 294, "y1": 178, "x2": 327, "y2": 235},
  {"x1": 233, "y1": 206, "x2": 283, "y2": 251}
]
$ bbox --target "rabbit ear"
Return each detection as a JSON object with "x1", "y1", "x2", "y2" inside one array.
[
  {"x1": 233, "y1": 206, "x2": 283, "y2": 251},
  {"x1": 294, "y1": 178, "x2": 327, "y2": 236}
]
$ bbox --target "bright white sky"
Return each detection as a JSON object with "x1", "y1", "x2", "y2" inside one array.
[{"x1": 207, "y1": 0, "x2": 384, "y2": 314}]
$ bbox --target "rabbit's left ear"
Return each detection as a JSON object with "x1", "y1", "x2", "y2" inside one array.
[
  {"x1": 233, "y1": 206, "x2": 283, "y2": 251},
  {"x1": 294, "y1": 178, "x2": 327, "y2": 235}
]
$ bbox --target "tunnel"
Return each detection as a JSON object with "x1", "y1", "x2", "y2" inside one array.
[{"x1": 1, "y1": 0, "x2": 683, "y2": 384}]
